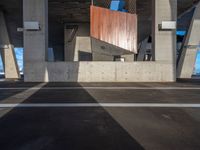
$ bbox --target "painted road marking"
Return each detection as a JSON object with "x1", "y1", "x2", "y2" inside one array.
[
  {"x1": 0, "y1": 83, "x2": 46, "y2": 118},
  {"x1": 0, "y1": 103, "x2": 200, "y2": 108},
  {"x1": 0, "y1": 87, "x2": 200, "y2": 90}
]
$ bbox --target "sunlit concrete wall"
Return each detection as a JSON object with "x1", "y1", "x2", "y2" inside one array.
[{"x1": 24, "y1": 61, "x2": 175, "y2": 82}]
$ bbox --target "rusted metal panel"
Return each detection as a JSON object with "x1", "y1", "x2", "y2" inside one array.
[{"x1": 90, "y1": 5, "x2": 137, "y2": 54}]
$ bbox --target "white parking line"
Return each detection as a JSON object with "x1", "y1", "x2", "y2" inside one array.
[
  {"x1": 0, "y1": 83, "x2": 46, "y2": 118},
  {"x1": 0, "y1": 87, "x2": 200, "y2": 90},
  {"x1": 0, "y1": 103, "x2": 200, "y2": 108}
]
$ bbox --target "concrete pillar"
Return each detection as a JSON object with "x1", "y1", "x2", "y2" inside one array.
[
  {"x1": 177, "y1": 2, "x2": 200, "y2": 78},
  {"x1": 152, "y1": 0, "x2": 177, "y2": 78},
  {"x1": 152, "y1": 0, "x2": 177, "y2": 62},
  {"x1": 0, "y1": 11, "x2": 20, "y2": 79},
  {"x1": 23, "y1": 0, "x2": 48, "y2": 81}
]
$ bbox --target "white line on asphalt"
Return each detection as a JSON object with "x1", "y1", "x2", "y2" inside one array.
[
  {"x1": 0, "y1": 87, "x2": 200, "y2": 90},
  {"x1": 0, "y1": 83, "x2": 47, "y2": 118},
  {"x1": 0, "y1": 103, "x2": 200, "y2": 108}
]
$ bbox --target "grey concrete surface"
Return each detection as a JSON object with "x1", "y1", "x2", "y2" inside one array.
[
  {"x1": 0, "y1": 81, "x2": 200, "y2": 150},
  {"x1": 23, "y1": 0, "x2": 48, "y2": 62},
  {"x1": 92, "y1": 52, "x2": 114, "y2": 61},
  {"x1": 177, "y1": 2, "x2": 200, "y2": 79},
  {"x1": 24, "y1": 61, "x2": 175, "y2": 82},
  {"x1": 23, "y1": 0, "x2": 48, "y2": 82},
  {"x1": 64, "y1": 23, "x2": 92, "y2": 62},
  {"x1": 152, "y1": 0, "x2": 177, "y2": 65},
  {"x1": 0, "y1": 11, "x2": 20, "y2": 79},
  {"x1": 91, "y1": 38, "x2": 135, "y2": 57}
]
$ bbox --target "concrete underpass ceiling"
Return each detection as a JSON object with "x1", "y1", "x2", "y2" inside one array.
[
  {"x1": 0, "y1": 0, "x2": 199, "y2": 47},
  {"x1": 48, "y1": 0, "x2": 91, "y2": 23}
]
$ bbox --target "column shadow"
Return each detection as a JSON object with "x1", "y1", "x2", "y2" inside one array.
[{"x1": 0, "y1": 83, "x2": 145, "y2": 150}]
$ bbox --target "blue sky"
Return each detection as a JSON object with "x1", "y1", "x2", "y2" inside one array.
[
  {"x1": 0, "y1": 48, "x2": 200, "y2": 75},
  {"x1": 0, "y1": 48, "x2": 23, "y2": 73},
  {"x1": 194, "y1": 50, "x2": 200, "y2": 75},
  {"x1": 14, "y1": 48, "x2": 23, "y2": 72},
  {"x1": 0, "y1": 55, "x2": 3, "y2": 73}
]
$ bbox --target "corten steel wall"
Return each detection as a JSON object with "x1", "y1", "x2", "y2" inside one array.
[{"x1": 90, "y1": 6, "x2": 138, "y2": 53}]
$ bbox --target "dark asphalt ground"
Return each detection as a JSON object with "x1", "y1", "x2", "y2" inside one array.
[{"x1": 0, "y1": 80, "x2": 200, "y2": 150}]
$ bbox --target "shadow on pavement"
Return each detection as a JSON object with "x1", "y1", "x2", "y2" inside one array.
[
  {"x1": 0, "y1": 83, "x2": 145, "y2": 150},
  {"x1": 0, "y1": 82, "x2": 43, "y2": 102}
]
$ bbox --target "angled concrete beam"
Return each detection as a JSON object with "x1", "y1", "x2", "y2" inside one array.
[
  {"x1": 137, "y1": 38, "x2": 149, "y2": 61},
  {"x1": 0, "y1": 11, "x2": 20, "y2": 79},
  {"x1": 177, "y1": 2, "x2": 200, "y2": 78}
]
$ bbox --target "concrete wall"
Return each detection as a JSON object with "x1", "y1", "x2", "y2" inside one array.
[
  {"x1": 25, "y1": 61, "x2": 175, "y2": 82},
  {"x1": 64, "y1": 23, "x2": 92, "y2": 61},
  {"x1": 74, "y1": 37, "x2": 92, "y2": 61},
  {"x1": 93, "y1": 52, "x2": 114, "y2": 61}
]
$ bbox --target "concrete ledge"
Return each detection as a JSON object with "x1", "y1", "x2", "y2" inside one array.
[{"x1": 24, "y1": 62, "x2": 176, "y2": 82}]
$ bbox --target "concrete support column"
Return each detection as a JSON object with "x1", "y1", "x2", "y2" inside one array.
[
  {"x1": 23, "y1": 0, "x2": 48, "y2": 81},
  {"x1": 152, "y1": 0, "x2": 177, "y2": 62},
  {"x1": 0, "y1": 11, "x2": 20, "y2": 79},
  {"x1": 152, "y1": 0, "x2": 177, "y2": 80},
  {"x1": 177, "y1": 2, "x2": 200, "y2": 78}
]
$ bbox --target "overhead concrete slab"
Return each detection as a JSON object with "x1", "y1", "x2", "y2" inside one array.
[{"x1": 0, "y1": 0, "x2": 197, "y2": 48}]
